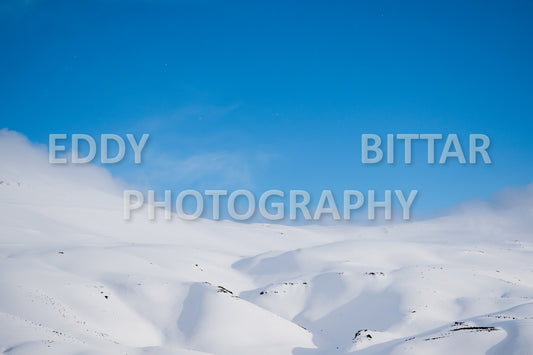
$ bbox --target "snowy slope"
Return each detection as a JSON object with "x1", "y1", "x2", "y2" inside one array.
[{"x1": 1, "y1": 130, "x2": 533, "y2": 354}]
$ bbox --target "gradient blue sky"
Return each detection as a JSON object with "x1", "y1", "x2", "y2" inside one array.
[{"x1": 1, "y1": 0, "x2": 532, "y2": 221}]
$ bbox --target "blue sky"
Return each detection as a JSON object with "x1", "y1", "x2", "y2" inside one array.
[{"x1": 1, "y1": 0, "x2": 532, "y2": 222}]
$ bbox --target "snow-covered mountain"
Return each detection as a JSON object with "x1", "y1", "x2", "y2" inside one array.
[{"x1": 1, "y1": 129, "x2": 532, "y2": 354}]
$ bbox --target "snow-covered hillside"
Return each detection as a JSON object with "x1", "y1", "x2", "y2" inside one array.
[{"x1": 1, "y1": 130, "x2": 533, "y2": 354}]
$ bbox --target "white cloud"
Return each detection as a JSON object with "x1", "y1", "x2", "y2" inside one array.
[{"x1": 0, "y1": 129, "x2": 123, "y2": 197}]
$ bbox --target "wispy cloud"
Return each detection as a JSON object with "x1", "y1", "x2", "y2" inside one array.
[
  {"x1": 127, "y1": 103, "x2": 242, "y2": 134},
  {"x1": 147, "y1": 150, "x2": 254, "y2": 188}
]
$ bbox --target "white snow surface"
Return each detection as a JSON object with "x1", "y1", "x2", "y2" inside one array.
[{"x1": 1, "y1": 130, "x2": 533, "y2": 354}]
